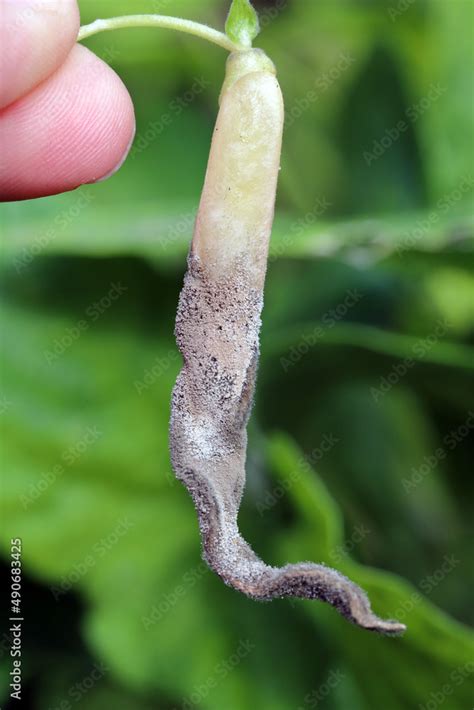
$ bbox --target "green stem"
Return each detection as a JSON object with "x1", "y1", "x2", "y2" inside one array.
[{"x1": 78, "y1": 15, "x2": 240, "y2": 53}]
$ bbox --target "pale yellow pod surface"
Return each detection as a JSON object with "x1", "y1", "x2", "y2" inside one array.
[{"x1": 192, "y1": 51, "x2": 284, "y2": 289}]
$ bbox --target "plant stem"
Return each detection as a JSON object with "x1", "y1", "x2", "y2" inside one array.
[{"x1": 78, "y1": 15, "x2": 240, "y2": 53}]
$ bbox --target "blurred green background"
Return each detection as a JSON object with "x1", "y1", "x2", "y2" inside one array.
[{"x1": 1, "y1": 0, "x2": 474, "y2": 708}]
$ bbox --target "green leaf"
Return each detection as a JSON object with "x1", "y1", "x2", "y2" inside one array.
[
  {"x1": 263, "y1": 321, "x2": 474, "y2": 370},
  {"x1": 0, "y1": 270, "x2": 337, "y2": 709},
  {"x1": 2, "y1": 192, "x2": 472, "y2": 268},
  {"x1": 266, "y1": 433, "x2": 474, "y2": 710},
  {"x1": 225, "y1": 0, "x2": 260, "y2": 48},
  {"x1": 1, "y1": 259, "x2": 473, "y2": 709}
]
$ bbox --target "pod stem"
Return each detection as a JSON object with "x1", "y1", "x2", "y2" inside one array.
[{"x1": 78, "y1": 15, "x2": 240, "y2": 53}]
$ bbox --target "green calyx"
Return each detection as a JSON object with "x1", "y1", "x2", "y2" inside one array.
[{"x1": 225, "y1": 0, "x2": 260, "y2": 49}]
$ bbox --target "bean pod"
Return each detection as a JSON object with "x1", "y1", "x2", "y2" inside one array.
[{"x1": 170, "y1": 49, "x2": 405, "y2": 635}]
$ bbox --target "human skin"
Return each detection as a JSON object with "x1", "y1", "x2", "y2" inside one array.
[{"x1": 0, "y1": 0, "x2": 136, "y2": 201}]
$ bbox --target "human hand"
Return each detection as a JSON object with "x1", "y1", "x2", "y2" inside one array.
[{"x1": 0, "y1": 0, "x2": 135, "y2": 201}]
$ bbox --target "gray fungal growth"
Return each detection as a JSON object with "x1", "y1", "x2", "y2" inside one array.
[{"x1": 170, "y1": 253, "x2": 406, "y2": 635}]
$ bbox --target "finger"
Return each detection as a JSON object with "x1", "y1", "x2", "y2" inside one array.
[
  {"x1": 0, "y1": 0, "x2": 80, "y2": 109},
  {"x1": 0, "y1": 44, "x2": 136, "y2": 201}
]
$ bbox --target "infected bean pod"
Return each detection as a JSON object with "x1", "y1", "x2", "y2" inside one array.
[{"x1": 170, "y1": 49, "x2": 405, "y2": 635}]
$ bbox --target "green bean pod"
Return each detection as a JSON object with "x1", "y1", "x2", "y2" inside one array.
[{"x1": 170, "y1": 49, "x2": 405, "y2": 636}]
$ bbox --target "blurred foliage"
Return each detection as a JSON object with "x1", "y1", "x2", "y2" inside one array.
[{"x1": 1, "y1": 1, "x2": 473, "y2": 709}]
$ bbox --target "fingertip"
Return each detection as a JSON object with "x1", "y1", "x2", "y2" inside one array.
[
  {"x1": 0, "y1": 0, "x2": 80, "y2": 109},
  {"x1": 60, "y1": 44, "x2": 137, "y2": 188},
  {"x1": 0, "y1": 44, "x2": 136, "y2": 201},
  {"x1": 93, "y1": 124, "x2": 137, "y2": 184}
]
